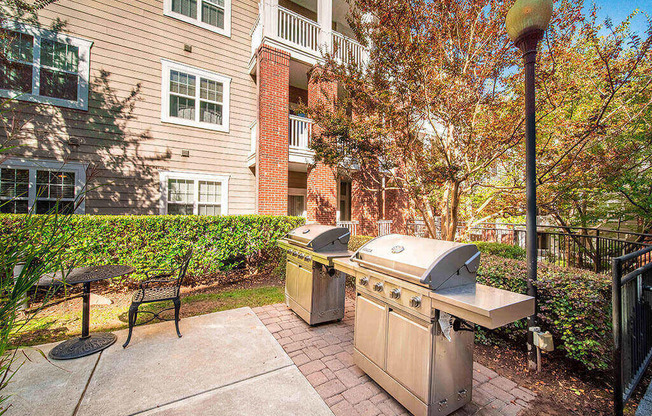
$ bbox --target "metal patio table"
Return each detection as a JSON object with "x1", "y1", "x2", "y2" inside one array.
[{"x1": 39, "y1": 265, "x2": 135, "y2": 360}]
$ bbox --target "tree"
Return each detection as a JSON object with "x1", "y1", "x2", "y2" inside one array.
[
  {"x1": 308, "y1": 0, "x2": 652, "y2": 240},
  {"x1": 309, "y1": 0, "x2": 524, "y2": 240}
]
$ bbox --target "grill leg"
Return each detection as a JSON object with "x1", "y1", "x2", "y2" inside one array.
[{"x1": 173, "y1": 298, "x2": 182, "y2": 338}]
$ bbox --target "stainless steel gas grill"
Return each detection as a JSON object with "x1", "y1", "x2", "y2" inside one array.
[
  {"x1": 333, "y1": 234, "x2": 534, "y2": 416},
  {"x1": 278, "y1": 224, "x2": 352, "y2": 325}
]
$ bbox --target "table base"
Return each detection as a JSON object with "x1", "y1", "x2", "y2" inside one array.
[{"x1": 49, "y1": 332, "x2": 117, "y2": 360}]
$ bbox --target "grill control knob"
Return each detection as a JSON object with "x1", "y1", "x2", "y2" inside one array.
[
  {"x1": 306, "y1": 256, "x2": 312, "y2": 262},
  {"x1": 410, "y1": 296, "x2": 422, "y2": 308},
  {"x1": 359, "y1": 277, "x2": 369, "y2": 286},
  {"x1": 373, "y1": 282, "x2": 384, "y2": 292},
  {"x1": 292, "y1": 250, "x2": 298, "y2": 257},
  {"x1": 389, "y1": 288, "x2": 401, "y2": 299}
]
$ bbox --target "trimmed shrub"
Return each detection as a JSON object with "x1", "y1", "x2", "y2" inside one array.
[
  {"x1": 348, "y1": 235, "x2": 373, "y2": 252},
  {"x1": 0, "y1": 214, "x2": 305, "y2": 282},
  {"x1": 477, "y1": 254, "x2": 612, "y2": 372},
  {"x1": 473, "y1": 241, "x2": 526, "y2": 260}
]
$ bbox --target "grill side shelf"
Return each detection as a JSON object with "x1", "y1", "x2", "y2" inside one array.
[{"x1": 429, "y1": 284, "x2": 534, "y2": 330}]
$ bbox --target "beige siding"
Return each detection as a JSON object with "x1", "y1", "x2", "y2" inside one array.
[{"x1": 2, "y1": 0, "x2": 259, "y2": 215}]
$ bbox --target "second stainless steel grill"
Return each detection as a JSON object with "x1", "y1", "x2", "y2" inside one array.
[
  {"x1": 278, "y1": 224, "x2": 352, "y2": 325},
  {"x1": 334, "y1": 234, "x2": 534, "y2": 416}
]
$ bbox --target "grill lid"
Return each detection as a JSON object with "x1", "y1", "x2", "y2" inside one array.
[
  {"x1": 285, "y1": 224, "x2": 351, "y2": 252},
  {"x1": 351, "y1": 234, "x2": 480, "y2": 290}
]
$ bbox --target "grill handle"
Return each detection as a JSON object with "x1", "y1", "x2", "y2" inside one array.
[
  {"x1": 350, "y1": 257, "x2": 421, "y2": 283},
  {"x1": 463, "y1": 252, "x2": 481, "y2": 273}
]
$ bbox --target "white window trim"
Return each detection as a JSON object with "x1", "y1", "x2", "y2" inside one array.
[
  {"x1": 163, "y1": 0, "x2": 231, "y2": 37},
  {"x1": 159, "y1": 170, "x2": 229, "y2": 215},
  {"x1": 0, "y1": 158, "x2": 87, "y2": 214},
  {"x1": 0, "y1": 20, "x2": 93, "y2": 111},
  {"x1": 160, "y1": 59, "x2": 231, "y2": 132}
]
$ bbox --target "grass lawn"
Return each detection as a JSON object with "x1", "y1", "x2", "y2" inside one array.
[{"x1": 12, "y1": 285, "x2": 285, "y2": 348}]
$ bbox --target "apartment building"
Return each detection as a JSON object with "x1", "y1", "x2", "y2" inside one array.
[{"x1": 0, "y1": 0, "x2": 410, "y2": 235}]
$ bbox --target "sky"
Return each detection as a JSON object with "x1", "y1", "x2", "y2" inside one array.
[{"x1": 592, "y1": 0, "x2": 650, "y2": 34}]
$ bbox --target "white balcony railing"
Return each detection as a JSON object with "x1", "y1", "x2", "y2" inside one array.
[
  {"x1": 378, "y1": 220, "x2": 393, "y2": 236},
  {"x1": 277, "y1": 7, "x2": 320, "y2": 53},
  {"x1": 251, "y1": 2, "x2": 366, "y2": 67},
  {"x1": 332, "y1": 31, "x2": 364, "y2": 67},
  {"x1": 337, "y1": 220, "x2": 359, "y2": 236},
  {"x1": 289, "y1": 115, "x2": 312, "y2": 150}
]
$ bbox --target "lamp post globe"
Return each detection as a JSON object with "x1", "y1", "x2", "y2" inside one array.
[{"x1": 505, "y1": 0, "x2": 552, "y2": 372}]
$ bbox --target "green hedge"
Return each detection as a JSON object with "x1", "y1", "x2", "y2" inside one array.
[
  {"x1": 0, "y1": 214, "x2": 305, "y2": 281},
  {"x1": 477, "y1": 254, "x2": 612, "y2": 372},
  {"x1": 473, "y1": 242, "x2": 526, "y2": 260},
  {"x1": 348, "y1": 235, "x2": 373, "y2": 252}
]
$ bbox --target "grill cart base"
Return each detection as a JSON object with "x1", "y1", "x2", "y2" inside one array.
[
  {"x1": 334, "y1": 235, "x2": 534, "y2": 416},
  {"x1": 278, "y1": 224, "x2": 351, "y2": 326}
]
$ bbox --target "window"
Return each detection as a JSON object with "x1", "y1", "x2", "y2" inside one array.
[
  {"x1": 0, "y1": 21, "x2": 92, "y2": 110},
  {"x1": 0, "y1": 159, "x2": 86, "y2": 214},
  {"x1": 160, "y1": 171, "x2": 229, "y2": 215},
  {"x1": 164, "y1": 0, "x2": 231, "y2": 37},
  {"x1": 288, "y1": 188, "x2": 306, "y2": 217},
  {"x1": 161, "y1": 59, "x2": 231, "y2": 132}
]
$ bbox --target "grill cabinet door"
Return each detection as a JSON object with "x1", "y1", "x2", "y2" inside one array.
[
  {"x1": 285, "y1": 259, "x2": 299, "y2": 301},
  {"x1": 354, "y1": 294, "x2": 387, "y2": 369},
  {"x1": 295, "y1": 263, "x2": 313, "y2": 313},
  {"x1": 386, "y1": 311, "x2": 432, "y2": 402}
]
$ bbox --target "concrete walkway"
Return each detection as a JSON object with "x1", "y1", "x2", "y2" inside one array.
[
  {"x1": 635, "y1": 381, "x2": 652, "y2": 416},
  {"x1": 253, "y1": 300, "x2": 537, "y2": 416},
  {"x1": 3, "y1": 307, "x2": 332, "y2": 416}
]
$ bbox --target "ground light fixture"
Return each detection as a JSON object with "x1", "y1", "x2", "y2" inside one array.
[{"x1": 505, "y1": 0, "x2": 553, "y2": 372}]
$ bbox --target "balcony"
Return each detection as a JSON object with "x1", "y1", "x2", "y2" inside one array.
[
  {"x1": 247, "y1": 115, "x2": 314, "y2": 168},
  {"x1": 250, "y1": 1, "x2": 366, "y2": 68},
  {"x1": 289, "y1": 115, "x2": 314, "y2": 165}
]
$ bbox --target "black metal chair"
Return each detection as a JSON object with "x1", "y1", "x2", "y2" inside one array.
[{"x1": 123, "y1": 248, "x2": 193, "y2": 348}]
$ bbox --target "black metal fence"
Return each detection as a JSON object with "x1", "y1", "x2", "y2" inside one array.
[
  {"x1": 612, "y1": 246, "x2": 652, "y2": 415},
  {"x1": 406, "y1": 221, "x2": 651, "y2": 274}
]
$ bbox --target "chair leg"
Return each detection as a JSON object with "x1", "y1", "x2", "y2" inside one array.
[
  {"x1": 173, "y1": 298, "x2": 182, "y2": 338},
  {"x1": 123, "y1": 304, "x2": 138, "y2": 348}
]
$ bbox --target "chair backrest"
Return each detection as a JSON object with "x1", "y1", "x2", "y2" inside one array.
[{"x1": 175, "y1": 248, "x2": 193, "y2": 288}]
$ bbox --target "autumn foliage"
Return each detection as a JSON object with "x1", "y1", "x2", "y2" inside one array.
[{"x1": 307, "y1": 0, "x2": 652, "y2": 239}]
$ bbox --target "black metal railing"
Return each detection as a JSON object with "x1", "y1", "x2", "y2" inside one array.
[
  {"x1": 613, "y1": 246, "x2": 652, "y2": 415},
  {"x1": 405, "y1": 221, "x2": 651, "y2": 274}
]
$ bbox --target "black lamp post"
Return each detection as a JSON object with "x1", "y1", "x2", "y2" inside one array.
[{"x1": 506, "y1": 0, "x2": 553, "y2": 371}]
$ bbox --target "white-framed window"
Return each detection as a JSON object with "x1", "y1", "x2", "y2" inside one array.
[
  {"x1": 0, "y1": 158, "x2": 87, "y2": 214},
  {"x1": 159, "y1": 171, "x2": 229, "y2": 215},
  {"x1": 0, "y1": 21, "x2": 92, "y2": 110},
  {"x1": 161, "y1": 59, "x2": 231, "y2": 132},
  {"x1": 163, "y1": 0, "x2": 231, "y2": 37}
]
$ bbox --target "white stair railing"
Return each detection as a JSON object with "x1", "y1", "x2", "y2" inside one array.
[
  {"x1": 277, "y1": 7, "x2": 320, "y2": 53},
  {"x1": 289, "y1": 115, "x2": 312, "y2": 150}
]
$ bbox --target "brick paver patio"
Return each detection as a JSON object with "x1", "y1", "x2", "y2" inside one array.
[{"x1": 253, "y1": 299, "x2": 537, "y2": 416}]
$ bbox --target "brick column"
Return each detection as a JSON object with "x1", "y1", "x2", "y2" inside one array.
[
  {"x1": 256, "y1": 45, "x2": 290, "y2": 215},
  {"x1": 306, "y1": 67, "x2": 337, "y2": 225}
]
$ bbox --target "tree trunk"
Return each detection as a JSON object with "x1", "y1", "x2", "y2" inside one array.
[{"x1": 440, "y1": 180, "x2": 461, "y2": 241}]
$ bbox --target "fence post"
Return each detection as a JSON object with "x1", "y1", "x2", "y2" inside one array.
[
  {"x1": 612, "y1": 257, "x2": 624, "y2": 416},
  {"x1": 595, "y1": 230, "x2": 601, "y2": 273}
]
